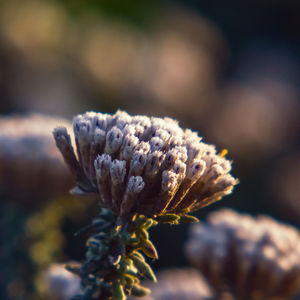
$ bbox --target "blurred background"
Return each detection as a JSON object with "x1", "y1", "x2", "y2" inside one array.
[{"x1": 0, "y1": 0, "x2": 299, "y2": 299}]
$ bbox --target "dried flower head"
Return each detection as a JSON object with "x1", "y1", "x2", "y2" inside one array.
[
  {"x1": 185, "y1": 209, "x2": 300, "y2": 300},
  {"x1": 0, "y1": 114, "x2": 73, "y2": 204},
  {"x1": 129, "y1": 269, "x2": 214, "y2": 300},
  {"x1": 53, "y1": 110, "x2": 237, "y2": 218},
  {"x1": 53, "y1": 111, "x2": 238, "y2": 299}
]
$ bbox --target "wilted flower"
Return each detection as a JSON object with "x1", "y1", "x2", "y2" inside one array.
[
  {"x1": 129, "y1": 269, "x2": 214, "y2": 300},
  {"x1": 0, "y1": 114, "x2": 73, "y2": 204},
  {"x1": 186, "y1": 209, "x2": 300, "y2": 300},
  {"x1": 53, "y1": 110, "x2": 237, "y2": 219}
]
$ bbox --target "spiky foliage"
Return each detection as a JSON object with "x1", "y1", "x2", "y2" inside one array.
[{"x1": 53, "y1": 111, "x2": 237, "y2": 299}]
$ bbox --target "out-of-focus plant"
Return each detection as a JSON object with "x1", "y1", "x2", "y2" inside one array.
[
  {"x1": 53, "y1": 110, "x2": 237, "y2": 299},
  {"x1": 44, "y1": 263, "x2": 82, "y2": 300},
  {"x1": 26, "y1": 196, "x2": 92, "y2": 298},
  {"x1": 0, "y1": 114, "x2": 92, "y2": 299},
  {"x1": 129, "y1": 268, "x2": 214, "y2": 300},
  {"x1": 0, "y1": 114, "x2": 73, "y2": 204},
  {"x1": 0, "y1": 201, "x2": 34, "y2": 299},
  {"x1": 186, "y1": 209, "x2": 300, "y2": 300}
]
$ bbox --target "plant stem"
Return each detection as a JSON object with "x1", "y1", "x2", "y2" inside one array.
[{"x1": 68, "y1": 208, "x2": 158, "y2": 300}]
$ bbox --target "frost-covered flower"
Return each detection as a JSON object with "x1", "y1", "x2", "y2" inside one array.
[
  {"x1": 53, "y1": 111, "x2": 237, "y2": 218},
  {"x1": 0, "y1": 114, "x2": 73, "y2": 203},
  {"x1": 185, "y1": 209, "x2": 300, "y2": 300}
]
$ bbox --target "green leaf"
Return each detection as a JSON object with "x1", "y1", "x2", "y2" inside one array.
[
  {"x1": 119, "y1": 257, "x2": 134, "y2": 273},
  {"x1": 131, "y1": 284, "x2": 151, "y2": 297},
  {"x1": 180, "y1": 214, "x2": 199, "y2": 223},
  {"x1": 140, "y1": 219, "x2": 153, "y2": 229},
  {"x1": 130, "y1": 251, "x2": 145, "y2": 261},
  {"x1": 155, "y1": 214, "x2": 180, "y2": 223},
  {"x1": 130, "y1": 254, "x2": 157, "y2": 282},
  {"x1": 140, "y1": 239, "x2": 158, "y2": 259},
  {"x1": 112, "y1": 281, "x2": 125, "y2": 300},
  {"x1": 135, "y1": 215, "x2": 147, "y2": 225},
  {"x1": 137, "y1": 228, "x2": 149, "y2": 240},
  {"x1": 123, "y1": 273, "x2": 136, "y2": 287},
  {"x1": 123, "y1": 232, "x2": 140, "y2": 245}
]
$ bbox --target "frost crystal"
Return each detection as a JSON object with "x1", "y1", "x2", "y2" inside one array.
[{"x1": 53, "y1": 111, "x2": 237, "y2": 217}]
